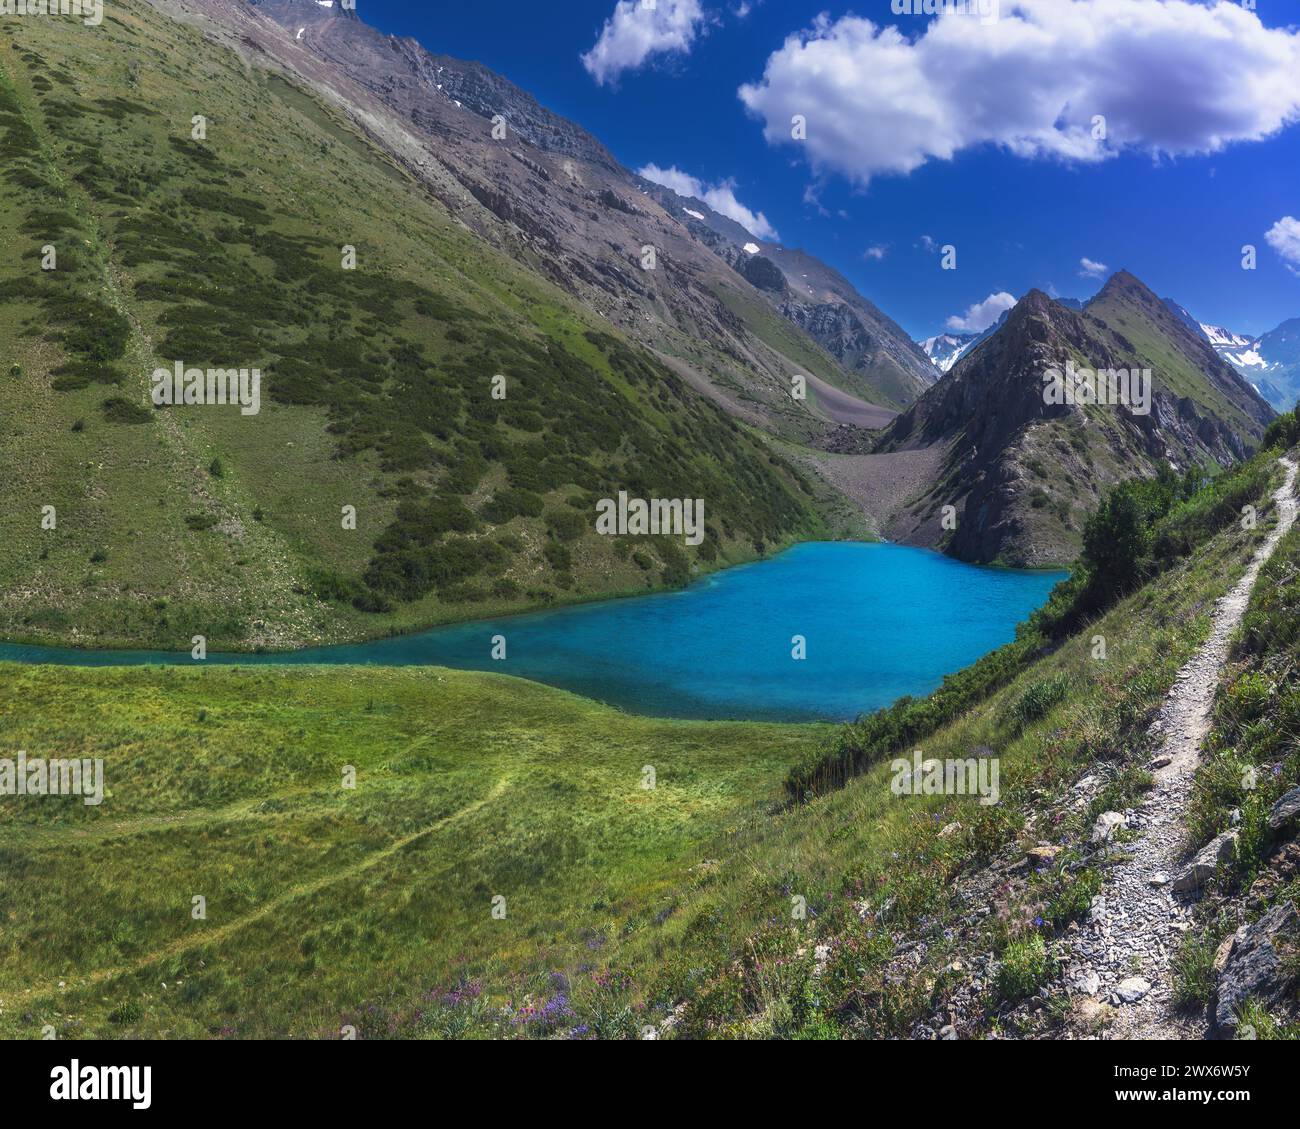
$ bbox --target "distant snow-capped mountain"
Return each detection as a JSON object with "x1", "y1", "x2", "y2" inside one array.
[
  {"x1": 1200, "y1": 323, "x2": 1254, "y2": 350},
  {"x1": 919, "y1": 332, "x2": 979, "y2": 373},
  {"x1": 1161, "y1": 298, "x2": 1297, "y2": 411}
]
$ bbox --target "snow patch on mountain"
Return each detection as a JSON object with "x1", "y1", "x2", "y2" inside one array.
[
  {"x1": 919, "y1": 332, "x2": 978, "y2": 373},
  {"x1": 1200, "y1": 323, "x2": 1254, "y2": 349}
]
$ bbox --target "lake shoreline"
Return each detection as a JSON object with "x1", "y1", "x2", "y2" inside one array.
[
  {"x1": 0, "y1": 543, "x2": 1069, "y2": 724},
  {"x1": 0, "y1": 537, "x2": 1070, "y2": 659}
]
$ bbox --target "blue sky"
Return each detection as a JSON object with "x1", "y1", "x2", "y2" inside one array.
[{"x1": 355, "y1": 0, "x2": 1300, "y2": 341}]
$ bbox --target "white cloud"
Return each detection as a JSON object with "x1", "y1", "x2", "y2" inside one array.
[
  {"x1": 946, "y1": 291, "x2": 1017, "y2": 332},
  {"x1": 1265, "y1": 216, "x2": 1300, "y2": 275},
  {"x1": 637, "y1": 163, "x2": 704, "y2": 198},
  {"x1": 1079, "y1": 257, "x2": 1109, "y2": 279},
  {"x1": 638, "y1": 163, "x2": 780, "y2": 240},
  {"x1": 864, "y1": 245, "x2": 888, "y2": 261},
  {"x1": 739, "y1": 1, "x2": 1300, "y2": 185},
  {"x1": 582, "y1": 0, "x2": 705, "y2": 86}
]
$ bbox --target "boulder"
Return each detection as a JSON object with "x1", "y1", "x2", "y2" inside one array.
[
  {"x1": 1211, "y1": 902, "x2": 1300, "y2": 1037},
  {"x1": 1091, "y1": 811, "x2": 1126, "y2": 844},
  {"x1": 1171, "y1": 830, "x2": 1238, "y2": 894},
  {"x1": 1267, "y1": 787, "x2": 1300, "y2": 835}
]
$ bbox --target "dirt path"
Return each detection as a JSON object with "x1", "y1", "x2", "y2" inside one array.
[
  {"x1": 34, "y1": 775, "x2": 516, "y2": 998},
  {"x1": 1064, "y1": 457, "x2": 1298, "y2": 1039}
]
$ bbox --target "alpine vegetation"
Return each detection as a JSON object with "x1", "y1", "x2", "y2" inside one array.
[
  {"x1": 889, "y1": 748, "x2": 1000, "y2": 806},
  {"x1": 0, "y1": 751, "x2": 104, "y2": 806},
  {"x1": 0, "y1": 0, "x2": 101, "y2": 26}
]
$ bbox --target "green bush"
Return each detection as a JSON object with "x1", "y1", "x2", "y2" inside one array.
[
  {"x1": 1010, "y1": 674, "x2": 1070, "y2": 730},
  {"x1": 996, "y1": 934, "x2": 1053, "y2": 1005},
  {"x1": 545, "y1": 508, "x2": 587, "y2": 543},
  {"x1": 101, "y1": 397, "x2": 152, "y2": 424}
]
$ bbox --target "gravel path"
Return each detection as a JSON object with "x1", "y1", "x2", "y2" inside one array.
[{"x1": 1063, "y1": 457, "x2": 1298, "y2": 1039}]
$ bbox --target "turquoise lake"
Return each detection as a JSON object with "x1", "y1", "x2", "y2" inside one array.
[{"x1": 0, "y1": 542, "x2": 1067, "y2": 722}]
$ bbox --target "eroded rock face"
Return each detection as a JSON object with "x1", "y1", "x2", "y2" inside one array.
[
  {"x1": 739, "y1": 254, "x2": 785, "y2": 293},
  {"x1": 1211, "y1": 901, "x2": 1300, "y2": 1037}
]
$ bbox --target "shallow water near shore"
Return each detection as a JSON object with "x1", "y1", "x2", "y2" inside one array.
[{"x1": 0, "y1": 542, "x2": 1067, "y2": 722}]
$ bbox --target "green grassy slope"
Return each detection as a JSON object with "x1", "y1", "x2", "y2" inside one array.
[
  {"x1": 1085, "y1": 274, "x2": 1272, "y2": 444},
  {"x1": 0, "y1": 660, "x2": 826, "y2": 1038},
  {"x1": 0, "y1": 8, "x2": 824, "y2": 652}
]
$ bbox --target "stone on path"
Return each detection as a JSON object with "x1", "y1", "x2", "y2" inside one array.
[
  {"x1": 1115, "y1": 977, "x2": 1152, "y2": 1004},
  {"x1": 1171, "y1": 830, "x2": 1238, "y2": 894}
]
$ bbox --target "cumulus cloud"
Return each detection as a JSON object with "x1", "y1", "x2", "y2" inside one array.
[
  {"x1": 582, "y1": 0, "x2": 706, "y2": 86},
  {"x1": 1079, "y1": 257, "x2": 1109, "y2": 279},
  {"x1": 738, "y1": 0, "x2": 1300, "y2": 184},
  {"x1": 946, "y1": 291, "x2": 1017, "y2": 332},
  {"x1": 1265, "y1": 216, "x2": 1300, "y2": 275},
  {"x1": 864, "y1": 245, "x2": 888, "y2": 261},
  {"x1": 638, "y1": 163, "x2": 780, "y2": 240}
]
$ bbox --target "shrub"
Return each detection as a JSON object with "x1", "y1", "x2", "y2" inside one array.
[
  {"x1": 996, "y1": 934, "x2": 1053, "y2": 1004},
  {"x1": 1010, "y1": 674, "x2": 1070, "y2": 730},
  {"x1": 543, "y1": 542, "x2": 572, "y2": 572},
  {"x1": 545, "y1": 508, "x2": 587, "y2": 543},
  {"x1": 101, "y1": 397, "x2": 152, "y2": 424},
  {"x1": 1262, "y1": 406, "x2": 1298, "y2": 452}
]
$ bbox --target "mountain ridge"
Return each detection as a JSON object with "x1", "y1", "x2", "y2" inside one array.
[
  {"x1": 875, "y1": 273, "x2": 1274, "y2": 565},
  {"x1": 241, "y1": 0, "x2": 929, "y2": 420}
]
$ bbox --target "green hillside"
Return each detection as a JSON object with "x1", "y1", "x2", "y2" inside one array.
[{"x1": 0, "y1": 9, "x2": 825, "y2": 652}]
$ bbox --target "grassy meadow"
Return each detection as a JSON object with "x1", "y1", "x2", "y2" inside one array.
[{"x1": 0, "y1": 661, "x2": 826, "y2": 1038}]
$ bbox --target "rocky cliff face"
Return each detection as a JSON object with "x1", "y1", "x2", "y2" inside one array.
[{"x1": 636, "y1": 180, "x2": 936, "y2": 408}]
